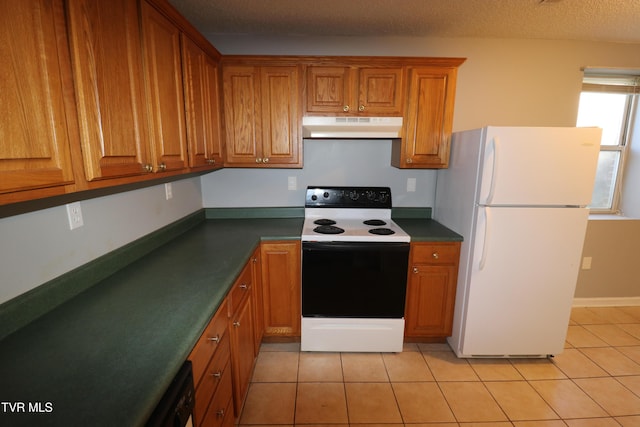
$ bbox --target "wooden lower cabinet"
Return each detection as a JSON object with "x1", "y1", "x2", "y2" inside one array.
[
  {"x1": 260, "y1": 241, "x2": 301, "y2": 338},
  {"x1": 404, "y1": 242, "x2": 461, "y2": 339}
]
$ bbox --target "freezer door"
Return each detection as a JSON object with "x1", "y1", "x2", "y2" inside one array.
[
  {"x1": 478, "y1": 127, "x2": 601, "y2": 206},
  {"x1": 458, "y1": 206, "x2": 589, "y2": 357}
]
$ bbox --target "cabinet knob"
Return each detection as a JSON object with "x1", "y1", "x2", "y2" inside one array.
[
  {"x1": 343, "y1": 105, "x2": 350, "y2": 112},
  {"x1": 206, "y1": 158, "x2": 216, "y2": 165},
  {"x1": 211, "y1": 370, "x2": 222, "y2": 379},
  {"x1": 406, "y1": 158, "x2": 413, "y2": 164},
  {"x1": 233, "y1": 321, "x2": 241, "y2": 327},
  {"x1": 432, "y1": 252, "x2": 439, "y2": 259},
  {"x1": 157, "y1": 162, "x2": 166, "y2": 172},
  {"x1": 256, "y1": 158, "x2": 262, "y2": 163},
  {"x1": 262, "y1": 157, "x2": 269, "y2": 163},
  {"x1": 216, "y1": 408, "x2": 225, "y2": 418},
  {"x1": 207, "y1": 334, "x2": 220, "y2": 343},
  {"x1": 358, "y1": 105, "x2": 365, "y2": 112},
  {"x1": 239, "y1": 283, "x2": 248, "y2": 290},
  {"x1": 143, "y1": 163, "x2": 153, "y2": 172},
  {"x1": 412, "y1": 267, "x2": 419, "y2": 274}
]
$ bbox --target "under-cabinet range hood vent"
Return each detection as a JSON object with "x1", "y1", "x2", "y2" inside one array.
[{"x1": 302, "y1": 116, "x2": 403, "y2": 139}]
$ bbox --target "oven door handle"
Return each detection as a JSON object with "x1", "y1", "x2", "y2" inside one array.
[{"x1": 302, "y1": 242, "x2": 410, "y2": 251}]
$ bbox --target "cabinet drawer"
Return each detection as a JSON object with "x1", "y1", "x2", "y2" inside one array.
[
  {"x1": 200, "y1": 362, "x2": 233, "y2": 427},
  {"x1": 412, "y1": 243, "x2": 460, "y2": 265},
  {"x1": 194, "y1": 334, "x2": 231, "y2": 426},
  {"x1": 189, "y1": 300, "x2": 228, "y2": 386},
  {"x1": 228, "y1": 263, "x2": 252, "y2": 316}
]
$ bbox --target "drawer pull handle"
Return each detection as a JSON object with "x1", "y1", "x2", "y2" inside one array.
[
  {"x1": 412, "y1": 267, "x2": 419, "y2": 274},
  {"x1": 211, "y1": 370, "x2": 222, "y2": 379},
  {"x1": 233, "y1": 321, "x2": 241, "y2": 327},
  {"x1": 216, "y1": 408, "x2": 225, "y2": 417},
  {"x1": 432, "y1": 252, "x2": 439, "y2": 259},
  {"x1": 208, "y1": 335, "x2": 220, "y2": 343},
  {"x1": 239, "y1": 283, "x2": 248, "y2": 290}
]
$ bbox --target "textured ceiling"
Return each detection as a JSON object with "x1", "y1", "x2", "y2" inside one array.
[{"x1": 168, "y1": 0, "x2": 640, "y2": 43}]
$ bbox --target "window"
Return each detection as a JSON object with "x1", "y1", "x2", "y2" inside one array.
[{"x1": 576, "y1": 71, "x2": 639, "y2": 213}]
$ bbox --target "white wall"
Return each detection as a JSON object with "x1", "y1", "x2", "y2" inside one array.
[{"x1": 0, "y1": 178, "x2": 202, "y2": 304}]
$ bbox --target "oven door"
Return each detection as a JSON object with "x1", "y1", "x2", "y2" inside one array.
[{"x1": 302, "y1": 241, "x2": 409, "y2": 318}]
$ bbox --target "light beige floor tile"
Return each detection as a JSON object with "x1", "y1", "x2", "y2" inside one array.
[
  {"x1": 258, "y1": 342, "x2": 300, "y2": 352},
  {"x1": 580, "y1": 347, "x2": 640, "y2": 376},
  {"x1": 565, "y1": 325, "x2": 608, "y2": 348},
  {"x1": 423, "y1": 351, "x2": 480, "y2": 381},
  {"x1": 469, "y1": 358, "x2": 524, "y2": 381},
  {"x1": 391, "y1": 382, "x2": 456, "y2": 423},
  {"x1": 418, "y1": 342, "x2": 453, "y2": 352},
  {"x1": 574, "y1": 377, "x2": 640, "y2": 416},
  {"x1": 586, "y1": 307, "x2": 640, "y2": 324},
  {"x1": 239, "y1": 382, "x2": 296, "y2": 424},
  {"x1": 583, "y1": 324, "x2": 640, "y2": 346},
  {"x1": 439, "y1": 381, "x2": 508, "y2": 423},
  {"x1": 402, "y1": 342, "x2": 420, "y2": 351},
  {"x1": 616, "y1": 415, "x2": 640, "y2": 426},
  {"x1": 618, "y1": 346, "x2": 640, "y2": 365},
  {"x1": 565, "y1": 418, "x2": 625, "y2": 427},
  {"x1": 344, "y1": 382, "x2": 402, "y2": 423},
  {"x1": 616, "y1": 375, "x2": 640, "y2": 396},
  {"x1": 530, "y1": 379, "x2": 608, "y2": 419},
  {"x1": 484, "y1": 381, "x2": 558, "y2": 421},
  {"x1": 510, "y1": 358, "x2": 567, "y2": 380},
  {"x1": 513, "y1": 421, "x2": 567, "y2": 427},
  {"x1": 341, "y1": 353, "x2": 389, "y2": 382},
  {"x1": 619, "y1": 306, "x2": 640, "y2": 322},
  {"x1": 294, "y1": 382, "x2": 348, "y2": 424},
  {"x1": 251, "y1": 351, "x2": 299, "y2": 382},
  {"x1": 551, "y1": 348, "x2": 608, "y2": 378},
  {"x1": 571, "y1": 307, "x2": 608, "y2": 324},
  {"x1": 462, "y1": 423, "x2": 514, "y2": 427},
  {"x1": 383, "y1": 351, "x2": 434, "y2": 382},
  {"x1": 298, "y1": 352, "x2": 343, "y2": 382},
  {"x1": 619, "y1": 324, "x2": 640, "y2": 340}
]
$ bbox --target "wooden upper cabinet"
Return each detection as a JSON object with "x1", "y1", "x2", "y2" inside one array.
[
  {"x1": 66, "y1": 0, "x2": 151, "y2": 181},
  {"x1": 0, "y1": 0, "x2": 76, "y2": 199},
  {"x1": 181, "y1": 35, "x2": 223, "y2": 170},
  {"x1": 222, "y1": 63, "x2": 301, "y2": 168},
  {"x1": 392, "y1": 64, "x2": 462, "y2": 169},
  {"x1": 141, "y1": 0, "x2": 188, "y2": 173},
  {"x1": 306, "y1": 65, "x2": 403, "y2": 116}
]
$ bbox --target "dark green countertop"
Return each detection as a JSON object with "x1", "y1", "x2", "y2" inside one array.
[
  {"x1": 0, "y1": 213, "x2": 460, "y2": 426},
  {"x1": 0, "y1": 218, "x2": 302, "y2": 427}
]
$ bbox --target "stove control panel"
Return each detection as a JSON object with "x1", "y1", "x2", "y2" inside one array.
[{"x1": 305, "y1": 186, "x2": 392, "y2": 208}]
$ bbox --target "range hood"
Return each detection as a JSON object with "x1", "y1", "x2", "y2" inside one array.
[{"x1": 302, "y1": 116, "x2": 403, "y2": 139}]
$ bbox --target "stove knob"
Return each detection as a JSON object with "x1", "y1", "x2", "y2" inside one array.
[
  {"x1": 323, "y1": 192, "x2": 330, "y2": 198},
  {"x1": 349, "y1": 190, "x2": 359, "y2": 200},
  {"x1": 379, "y1": 193, "x2": 389, "y2": 203},
  {"x1": 311, "y1": 195, "x2": 318, "y2": 201},
  {"x1": 366, "y1": 191, "x2": 376, "y2": 201}
]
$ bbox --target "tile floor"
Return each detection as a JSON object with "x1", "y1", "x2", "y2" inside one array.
[{"x1": 238, "y1": 306, "x2": 640, "y2": 426}]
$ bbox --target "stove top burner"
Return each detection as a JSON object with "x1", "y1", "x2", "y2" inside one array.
[
  {"x1": 363, "y1": 219, "x2": 387, "y2": 226},
  {"x1": 369, "y1": 228, "x2": 395, "y2": 235},
  {"x1": 314, "y1": 219, "x2": 337, "y2": 226},
  {"x1": 313, "y1": 225, "x2": 345, "y2": 234}
]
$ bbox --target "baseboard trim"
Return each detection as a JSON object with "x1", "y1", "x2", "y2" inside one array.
[{"x1": 573, "y1": 297, "x2": 640, "y2": 307}]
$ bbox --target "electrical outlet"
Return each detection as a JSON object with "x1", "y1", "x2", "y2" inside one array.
[
  {"x1": 66, "y1": 202, "x2": 84, "y2": 230},
  {"x1": 407, "y1": 178, "x2": 417, "y2": 192},
  {"x1": 582, "y1": 256, "x2": 592, "y2": 270},
  {"x1": 165, "y1": 183, "x2": 173, "y2": 200},
  {"x1": 288, "y1": 176, "x2": 297, "y2": 191}
]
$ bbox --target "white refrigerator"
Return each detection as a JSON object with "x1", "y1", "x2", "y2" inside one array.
[{"x1": 434, "y1": 126, "x2": 601, "y2": 358}]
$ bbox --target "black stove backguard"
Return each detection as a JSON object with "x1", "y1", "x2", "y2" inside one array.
[{"x1": 305, "y1": 186, "x2": 393, "y2": 209}]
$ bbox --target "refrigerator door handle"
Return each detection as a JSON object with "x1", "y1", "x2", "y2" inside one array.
[
  {"x1": 479, "y1": 207, "x2": 491, "y2": 270},
  {"x1": 486, "y1": 137, "x2": 500, "y2": 205}
]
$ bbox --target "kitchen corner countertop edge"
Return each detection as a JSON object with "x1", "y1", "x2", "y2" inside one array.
[{"x1": 0, "y1": 213, "x2": 460, "y2": 426}]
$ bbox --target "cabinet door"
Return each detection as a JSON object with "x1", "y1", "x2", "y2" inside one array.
[
  {"x1": 251, "y1": 248, "x2": 264, "y2": 354},
  {"x1": 67, "y1": 0, "x2": 150, "y2": 181},
  {"x1": 229, "y1": 294, "x2": 255, "y2": 416},
  {"x1": 305, "y1": 66, "x2": 352, "y2": 114},
  {"x1": 222, "y1": 66, "x2": 261, "y2": 164},
  {"x1": 141, "y1": 1, "x2": 188, "y2": 173},
  {"x1": 405, "y1": 265, "x2": 457, "y2": 337},
  {"x1": 260, "y1": 67, "x2": 301, "y2": 167},
  {"x1": 358, "y1": 67, "x2": 404, "y2": 115},
  {"x1": 181, "y1": 35, "x2": 223, "y2": 170},
  {"x1": 396, "y1": 67, "x2": 458, "y2": 168},
  {"x1": 0, "y1": 0, "x2": 75, "y2": 196},
  {"x1": 260, "y1": 241, "x2": 301, "y2": 337}
]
